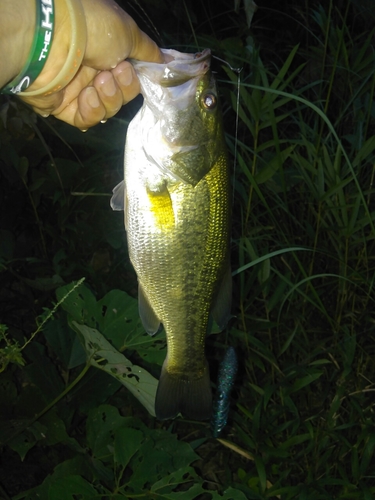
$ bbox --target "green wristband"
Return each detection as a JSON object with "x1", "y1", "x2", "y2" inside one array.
[{"x1": 1, "y1": 0, "x2": 55, "y2": 95}]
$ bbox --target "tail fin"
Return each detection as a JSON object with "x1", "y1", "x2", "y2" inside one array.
[{"x1": 155, "y1": 361, "x2": 212, "y2": 420}]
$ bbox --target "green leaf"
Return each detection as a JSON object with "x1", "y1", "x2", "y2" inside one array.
[
  {"x1": 128, "y1": 430, "x2": 199, "y2": 491},
  {"x1": 43, "y1": 316, "x2": 86, "y2": 369},
  {"x1": 86, "y1": 404, "x2": 130, "y2": 459},
  {"x1": 353, "y1": 135, "x2": 375, "y2": 166},
  {"x1": 8, "y1": 421, "x2": 46, "y2": 461},
  {"x1": 360, "y1": 432, "x2": 375, "y2": 474},
  {"x1": 234, "y1": 0, "x2": 257, "y2": 28},
  {"x1": 97, "y1": 288, "x2": 167, "y2": 365},
  {"x1": 340, "y1": 327, "x2": 357, "y2": 367},
  {"x1": 57, "y1": 283, "x2": 167, "y2": 365},
  {"x1": 28, "y1": 176, "x2": 46, "y2": 193},
  {"x1": 19, "y1": 274, "x2": 65, "y2": 291},
  {"x1": 232, "y1": 247, "x2": 309, "y2": 276},
  {"x1": 0, "y1": 373, "x2": 17, "y2": 418},
  {"x1": 255, "y1": 456, "x2": 267, "y2": 494},
  {"x1": 291, "y1": 372, "x2": 323, "y2": 392},
  {"x1": 278, "y1": 327, "x2": 297, "y2": 356},
  {"x1": 270, "y1": 44, "x2": 300, "y2": 90},
  {"x1": 255, "y1": 146, "x2": 295, "y2": 184},
  {"x1": 56, "y1": 281, "x2": 99, "y2": 327},
  {"x1": 220, "y1": 487, "x2": 249, "y2": 499},
  {"x1": 39, "y1": 409, "x2": 82, "y2": 450},
  {"x1": 152, "y1": 429, "x2": 199, "y2": 470},
  {"x1": 257, "y1": 257, "x2": 270, "y2": 285},
  {"x1": 48, "y1": 475, "x2": 98, "y2": 500},
  {"x1": 114, "y1": 427, "x2": 144, "y2": 468},
  {"x1": 23, "y1": 342, "x2": 64, "y2": 402},
  {"x1": 280, "y1": 433, "x2": 311, "y2": 449},
  {"x1": 50, "y1": 456, "x2": 96, "y2": 484},
  {"x1": 351, "y1": 446, "x2": 359, "y2": 480},
  {"x1": 68, "y1": 367, "x2": 122, "y2": 414},
  {"x1": 71, "y1": 321, "x2": 158, "y2": 416},
  {"x1": 151, "y1": 466, "x2": 197, "y2": 494},
  {"x1": 97, "y1": 289, "x2": 140, "y2": 349},
  {"x1": 149, "y1": 467, "x2": 246, "y2": 499}
]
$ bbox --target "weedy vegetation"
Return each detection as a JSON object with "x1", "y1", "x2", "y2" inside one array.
[{"x1": 1, "y1": 0, "x2": 375, "y2": 498}]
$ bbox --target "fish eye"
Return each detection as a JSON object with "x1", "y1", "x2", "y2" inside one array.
[{"x1": 201, "y1": 92, "x2": 217, "y2": 110}]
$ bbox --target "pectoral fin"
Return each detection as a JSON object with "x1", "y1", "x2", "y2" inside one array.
[
  {"x1": 147, "y1": 187, "x2": 175, "y2": 229},
  {"x1": 138, "y1": 282, "x2": 161, "y2": 335},
  {"x1": 211, "y1": 263, "x2": 232, "y2": 330},
  {"x1": 110, "y1": 180, "x2": 125, "y2": 211}
]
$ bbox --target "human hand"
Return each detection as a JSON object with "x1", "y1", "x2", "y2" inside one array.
[{"x1": 17, "y1": 0, "x2": 162, "y2": 129}]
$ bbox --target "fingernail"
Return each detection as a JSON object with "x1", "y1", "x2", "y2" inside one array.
[
  {"x1": 118, "y1": 67, "x2": 133, "y2": 87},
  {"x1": 102, "y1": 77, "x2": 116, "y2": 97},
  {"x1": 87, "y1": 87, "x2": 100, "y2": 108}
]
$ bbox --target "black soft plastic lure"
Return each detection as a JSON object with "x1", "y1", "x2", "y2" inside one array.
[{"x1": 211, "y1": 346, "x2": 238, "y2": 437}]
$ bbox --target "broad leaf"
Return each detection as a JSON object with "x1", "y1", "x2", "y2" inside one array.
[
  {"x1": 48, "y1": 475, "x2": 98, "y2": 500},
  {"x1": 71, "y1": 322, "x2": 157, "y2": 416}
]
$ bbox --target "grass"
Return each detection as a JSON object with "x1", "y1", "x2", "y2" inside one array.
[
  {"x1": 222, "y1": 1, "x2": 375, "y2": 496},
  {"x1": 1, "y1": 0, "x2": 375, "y2": 498}
]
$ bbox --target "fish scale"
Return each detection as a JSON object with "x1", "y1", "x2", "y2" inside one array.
[{"x1": 112, "y1": 49, "x2": 232, "y2": 420}]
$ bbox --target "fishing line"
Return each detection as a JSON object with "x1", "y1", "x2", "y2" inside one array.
[{"x1": 213, "y1": 56, "x2": 242, "y2": 205}]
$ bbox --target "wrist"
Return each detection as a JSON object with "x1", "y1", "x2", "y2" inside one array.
[
  {"x1": 25, "y1": 0, "x2": 71, "y2": 94},
  {"x1": 21, "y1": 0, "x2": 87, "y2": 96},
  {"x1": 1, "y1": 0, "x2": 86, "y2": 97}
]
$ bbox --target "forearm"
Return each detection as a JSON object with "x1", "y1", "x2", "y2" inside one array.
[{"x1": 0, "y1": 0, "x2": 35, "y2": 89}]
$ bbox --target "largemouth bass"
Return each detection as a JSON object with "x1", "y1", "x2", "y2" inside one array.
[{"x1": 111, "y1": 49, "x2": 231, "y2": 420}]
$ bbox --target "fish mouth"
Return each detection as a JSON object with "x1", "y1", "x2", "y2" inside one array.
[
  {"x1": 159, "y1": 49, "x2": 211, "y2": 87},
  {"x1": 162, "y1": 48, "x2": 211, "y2": 64}
]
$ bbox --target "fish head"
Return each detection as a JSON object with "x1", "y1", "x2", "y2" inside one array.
[{"x1": 131, "y1": 49, "x2": 225, "y2": 186}]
